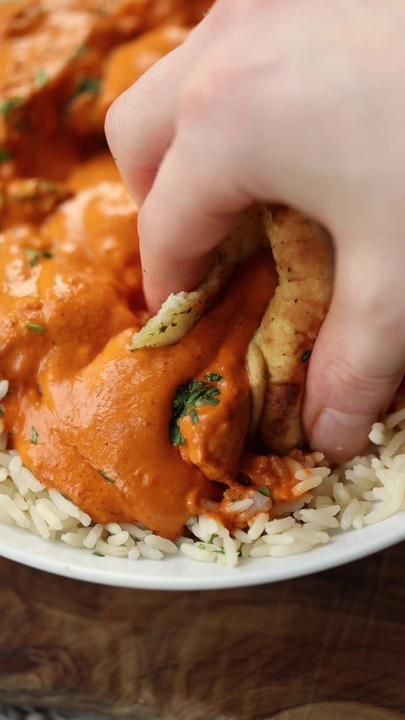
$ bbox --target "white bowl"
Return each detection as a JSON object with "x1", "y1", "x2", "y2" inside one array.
[{"x1": 0, "y1": 511, "x2": 404, "y2": 590}]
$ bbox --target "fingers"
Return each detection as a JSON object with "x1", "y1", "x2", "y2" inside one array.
[
  {"x1": 303, "y1": 241, "x2": 405, "y2": 461},
  {"x1": 104, "y1": 6, "x2": 219, "y2": 206},
  {"x1": 137, "y1": 59, "x2": 255, "y2": 310},
  {"x1": 138, "y1": 143, "x2": 251, "y2": 310},
  {"x1": 105, "y1": 0, "x2": 276, "y2": 310},
  {"x1": 105, "y1": 42, "x2": 196, "y2": 205}
]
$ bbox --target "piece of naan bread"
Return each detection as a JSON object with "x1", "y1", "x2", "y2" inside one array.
[
  {"x1": 248, "y1": 206, "x2": 333, "y2": 453},
  {"x1": 132, "y1": 204, "x2": 333, "y2": 454},
  {"x1": 131, "y1": 206, "x2": 265, "y2": 349}
]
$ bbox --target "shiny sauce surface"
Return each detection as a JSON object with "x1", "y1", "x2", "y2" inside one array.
[
  {"x1": 1, "y1": 0, "x2": 286, "y2": 539},
  {"x1": 2, "y1": 218, "x2": 276, "y2": 536}
]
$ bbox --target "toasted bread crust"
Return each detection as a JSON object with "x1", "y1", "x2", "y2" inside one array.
[{"x1": 252, "y1": 206, "x2": 333, "y2": 453}]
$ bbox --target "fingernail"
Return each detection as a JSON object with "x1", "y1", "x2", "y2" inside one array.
[{"x1": 311, "y1": 408, "x2": 376, "y2": 462}]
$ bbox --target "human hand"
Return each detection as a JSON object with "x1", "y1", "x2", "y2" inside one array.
[{"x1": 106, "y1": 0, "x2": 405, "y2": 461}]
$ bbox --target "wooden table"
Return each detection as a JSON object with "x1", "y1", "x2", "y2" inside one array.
[{"x1": 0, "y1": 544, "x2": 405, "y2": 720}]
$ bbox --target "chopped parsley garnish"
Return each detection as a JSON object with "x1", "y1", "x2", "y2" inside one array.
[
  {"x1": 206, "y1": 373, "x2": 223, "y2": 382},
  {"x1": 208, "y1": 534, "x2": 218, "y2": 544},
  {"x1": 190, "y1": 408, "x2": 199, "y2": 425},
  {"x1": 25, "y1": 249, "x2": 53, "y2": 267},
  {"x1": 25, "y1": 249, "x2": 41, "y2": 266},
  {"x1": 0, "y1": 148, "x2": 13, "y2": 164},
  {"x1": 99, "y1": 469, "x2": 115, "y2": 484},
  {"x1": 73, "y1": 77, "x2": 100, "y2": 98},
  {"x1": 0, "y1": 97, "x2": 22, "y2": 120},
  {"x1": 258, "y1": 486, "x2": 272, "y2": 498},
  {"x1": 198, "y1": 542, "x2": 224, "y2": 554},
  {"x1": 92, "y1": 551, "x2": 105, "y2": 557},
  {"x1": 170, "y1": 379, "x2": 221, "y2": 446},
  {"x1": 0, "y1": 408, "x2": 4, "y2": 418},
  {"x1": 35, "y1": 70, "x2": 49, "y2": 89},
  {"x1": 25, "y1": 322, "x2": 46, "y2": 334},
  {"x1": 31, "y1": 426, "x2": 39, "y2": 445}
]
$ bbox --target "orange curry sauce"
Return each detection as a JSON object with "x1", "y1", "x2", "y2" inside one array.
[
  {"x1": 0, "y1": 1, "x2": 303, "y2": 539},
  {"x1": 1, "y1": 220, "x2": 277, "y2": 538}
]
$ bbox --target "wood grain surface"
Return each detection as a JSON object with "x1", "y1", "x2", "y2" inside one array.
[{"x1": 0, "y1": 544, "x2": 405, "y2": 719}]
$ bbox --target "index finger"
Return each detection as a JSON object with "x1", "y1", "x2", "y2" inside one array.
[
  {"x1": 105, "y1": 10, "x2": 216, "y2": 206},
  {"x1": 138, "y1": 77, "x2": 254, "y2": 310}
]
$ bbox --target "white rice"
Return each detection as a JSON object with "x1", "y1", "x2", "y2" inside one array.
[
  {"x1": 0, "y1": 405, "x2": 405, "y2": 567},
  {"x1": 228, "y1": 498, "x2": 254, "y2": 513},
  {"x1": 144, "y1": 534, "x2": 178, "y2": 554},
  {"x1": 0, "y1": 380, "x2": 9, "y2": 401},
  {"x1": 137, "y1": 542, "x2": 164, "y2": 561}
]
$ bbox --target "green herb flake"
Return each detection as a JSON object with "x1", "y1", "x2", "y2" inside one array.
[
  {"x1": 170, "y1": 379, "x2": 221, "y2": 446},
  {"x1": 35, "y1": 70, "x2": 49, "y2": 89},
  {"x1": 258, "y1": 486, "x2": 272, "y2": 499},
  {"x1": 190, "y1": 408, "x2": 199, "y2": 425},
  {"x1": 0, "y1": 97, "x2": 22, "y2": 120},
  {"x1": 25, "y1": 248, "x2": 53, "y2": 267},
  {"x1": 0, "y1": 148, "x2": 13, "y2": 164},
  {"x1": 25, "y1": 249, "x2": 41, "y2": 267},
  {"x1": 74, "y1": 77, "x2": 100, "y2": 98},
  {"x1": 31, "y1": 426, "x2": 39, "y2": 445},
  {"x1": 170, "y1": 424, "x2": 185, "y2": 447},
  {"x1": 25, "y1": 322, "x2": 46, "y2": 334},
  {"x1": 206, "y1": 373, "x2": 223, "y2": 382},
  {"x1": 208, "y1": 534, "x2": 218, "y2": 544},
  {"x1": 0, "y1": 407, "x2": 4, "y2": 418},
  {"x1": 92, "y1": 551, "x2": 105, "y2": 557},
  {"x1": 99, "y1": 469, "x2": 115, "y2": 485},
  {"x1": 301, "y1": 350, "x2": 311, "y2": 363}
]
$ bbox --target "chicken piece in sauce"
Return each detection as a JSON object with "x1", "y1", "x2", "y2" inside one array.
[
  {"x1": 0, "y1": 182, "x2": 277, "y2": 537},
  {"x1": 0, "y1": 0, "x2": 211, "y2": 156},
  {"x1": 0, "y1": 1, "x2": 320, "y2": 540}
]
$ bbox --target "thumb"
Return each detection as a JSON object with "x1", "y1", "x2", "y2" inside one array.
[{"x1": 303, "y1": 241, "x2": 405, "y2": 461}]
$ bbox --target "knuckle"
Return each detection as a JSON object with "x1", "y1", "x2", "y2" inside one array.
[
  {"x1": 180, "y1": 59, "x2": 244, "y2": 126},
  {"x1": 212, "y1": 0, "x2": 275, "y2": 23},
  {"x1": 104, "y1": 95, "x2": 124, "y2": 150},
  {"x1": 105, "y1": 81, "x2": 145, "y2": 151},
  {"x1": 210, "y1": 0, "x2": 245, "y2": 22}
]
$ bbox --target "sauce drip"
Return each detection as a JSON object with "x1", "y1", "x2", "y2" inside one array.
[{"x1": 2, "y1": 246, "x2": 276, "y2": 538}]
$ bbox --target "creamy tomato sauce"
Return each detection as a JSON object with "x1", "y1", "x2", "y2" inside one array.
[
  {"x1": 2, "y1": 241, "x2": 276, "y2": 537},
  {"x1": 0, "y1": 1, "x2": 306, "y2": 539}
]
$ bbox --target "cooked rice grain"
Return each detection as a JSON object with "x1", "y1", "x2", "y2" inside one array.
[
  {"x1": 0, "y1": 381, "x2": 9, "y2": 401},
  {"x1": 0, "y1": 408, "x2": 405, "y2": 566}
]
